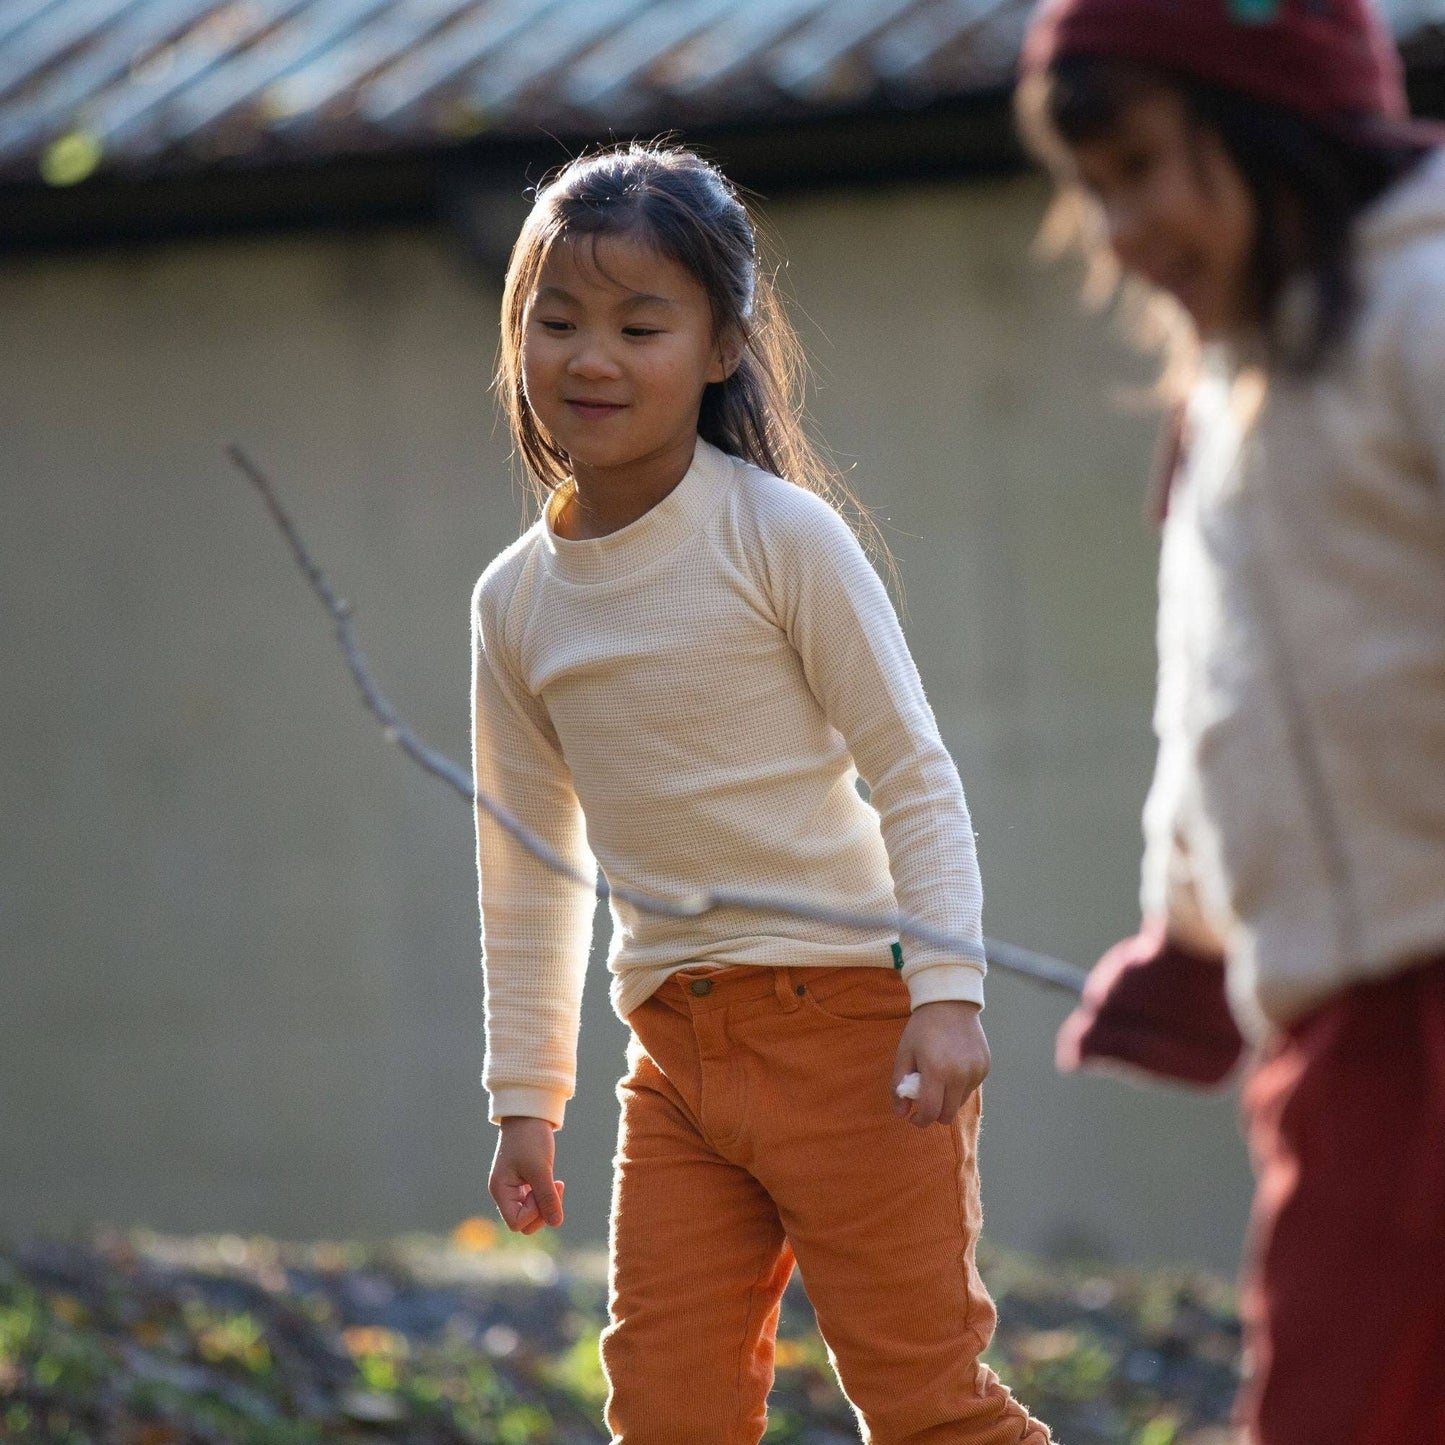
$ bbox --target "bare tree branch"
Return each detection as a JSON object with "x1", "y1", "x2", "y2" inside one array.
[{"x1": 228, "y1": 445, "x2": 1085, "y2": 998}]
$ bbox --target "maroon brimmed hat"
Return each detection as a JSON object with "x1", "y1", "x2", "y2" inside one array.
[{"x1": 1021, "y1": 0, "x2": 1411, "y2": 130}]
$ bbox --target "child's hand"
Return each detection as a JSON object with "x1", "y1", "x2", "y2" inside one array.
[
  {"x1": 893, "y1": 1000, "x2": 990, "y2": 1128},
  {"x1": 489, "y1": 1116, "x2": 566, "y2": 1234}
]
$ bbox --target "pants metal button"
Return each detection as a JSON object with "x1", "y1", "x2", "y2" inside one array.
[{"x1": 688, "y1": 978, "x2": 714, "y2": 997}]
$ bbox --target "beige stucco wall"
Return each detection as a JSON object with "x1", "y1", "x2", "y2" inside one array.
[{"x1": 0, "y1": 174, "x2": 1254, "y2": 1268}]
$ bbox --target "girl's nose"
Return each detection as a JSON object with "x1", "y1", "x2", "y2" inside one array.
[{"x1": 566, "y1": 340, "x2": 621, "y2": 380}]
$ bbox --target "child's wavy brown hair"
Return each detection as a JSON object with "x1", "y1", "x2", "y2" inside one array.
[{"x1": 496, "y1": 141, "x2": 886, "y2": 564}]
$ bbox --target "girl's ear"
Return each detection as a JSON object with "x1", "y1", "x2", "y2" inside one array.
[{"x1": 709, "y1": 328, "x2": 746, "y2": 384}]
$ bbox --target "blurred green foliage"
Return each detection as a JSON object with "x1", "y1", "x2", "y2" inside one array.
[{"x1": 0, "y1": 1233, "x2": 1238, "y2": 1443}]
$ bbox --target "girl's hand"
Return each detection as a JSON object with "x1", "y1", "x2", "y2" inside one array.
[
  {"x1": 892, "y1": 1000, "x2": 990, "y2": 1128},
  {"x1": 490, "y1": 1116, "x2": 566, "y2": 1233}
]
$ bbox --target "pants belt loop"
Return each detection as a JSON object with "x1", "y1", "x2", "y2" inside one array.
[{"x1": 775, "y1": 966, "x2": 802, "y2": 1013}]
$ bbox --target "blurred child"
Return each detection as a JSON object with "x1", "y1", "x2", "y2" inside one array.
[
  {"x1": 1016, "y1": 2, "x2": 1445, "y2": 1440},
  {"x1": 472, "y1": 142, "x2": 1050, "y2": 1444}
]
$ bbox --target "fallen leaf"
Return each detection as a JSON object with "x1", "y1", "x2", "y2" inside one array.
[{"x1": 450, "y1": 1217, "x2": 498, "y2": 1253}]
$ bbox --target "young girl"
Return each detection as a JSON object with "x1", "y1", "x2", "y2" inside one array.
[
  {"x1": 1016, "y1": 2, "x2": 1445, "y2": 1441},
  {"x1": 471, "y1": 143, "x2": 1050, "y2": 1444}
]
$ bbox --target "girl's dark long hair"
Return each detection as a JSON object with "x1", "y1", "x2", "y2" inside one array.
[
  {"x1": 1016, "y1": 57, "x2": 1432, "y2": 376},
  {"x1": 497, "y1": 141, "x2": 885, "y2": 561}
]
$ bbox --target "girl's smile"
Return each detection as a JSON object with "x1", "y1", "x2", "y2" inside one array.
[
  {"x1": 521, "y1": 232, "x2": 736, "y2": 536},
  {"x1": 1067, "y1": 89, "x2": 1257, "y2": 339},
  {"x1": 565, "y1": 399, "x2": 627, "y2": 420}
]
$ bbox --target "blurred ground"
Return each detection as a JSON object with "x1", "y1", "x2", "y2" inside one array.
[{"x1": 0, "y1": 1225, "x2": 1240, "y2": 1444}]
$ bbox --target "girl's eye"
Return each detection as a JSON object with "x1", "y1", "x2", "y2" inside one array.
[
  {"x1": 537, "y1": 319, "x2": 573, "y2": 333},
  {"x1": 622, "y1": 326, "x2": 662, "y2": 337}
]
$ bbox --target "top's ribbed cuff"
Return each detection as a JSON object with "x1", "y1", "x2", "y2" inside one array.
[
  {"x1": 903, "y1": 962, "x2": 987, "y2": 1011},
  {"x1": 488, "y1": 1084, "x2": 568, "y2": 1129}
]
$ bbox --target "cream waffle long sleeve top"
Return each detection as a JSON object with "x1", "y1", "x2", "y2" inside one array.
[{"x1": 472, "y1": 439, "x2": 986, "y2": 1126}]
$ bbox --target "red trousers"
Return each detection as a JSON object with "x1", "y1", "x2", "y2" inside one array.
[{"x1": 1239, "y1": 955, "x2": 1445, "y2": 1445}]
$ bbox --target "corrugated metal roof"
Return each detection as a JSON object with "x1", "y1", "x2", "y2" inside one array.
[{"x1": 1, "y1": 0, "x2": 1443, "y2": 185}]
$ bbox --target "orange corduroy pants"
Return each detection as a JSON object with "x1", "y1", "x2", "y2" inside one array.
[{"x1": 599, "y1": 962, "x2": 1050, "y2": 1445}]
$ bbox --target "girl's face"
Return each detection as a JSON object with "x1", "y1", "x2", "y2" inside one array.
[
  {"x1": 521, "y1": 231, "x2": 734, "y2": 481},
  {"x1": 1067, "y1": 89, "x2": 1258, "y2": 340}
]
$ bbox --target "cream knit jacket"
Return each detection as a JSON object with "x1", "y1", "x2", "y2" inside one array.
[
  {"x1": 1144, "y1": 150, "x2": 1445, "y2": 1033},
  {"x1": 471, "y1": 440, "x2": 986, "y2": 1125}
]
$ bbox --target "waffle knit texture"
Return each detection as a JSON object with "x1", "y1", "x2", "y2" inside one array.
[{"x1": 471, "y1": 439, "x2": 987, "y2": 1126}]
